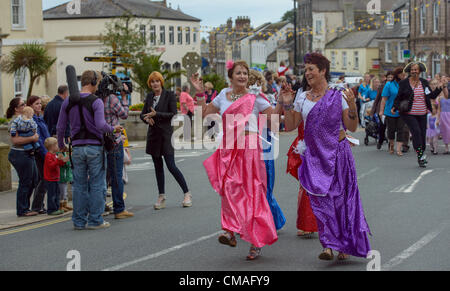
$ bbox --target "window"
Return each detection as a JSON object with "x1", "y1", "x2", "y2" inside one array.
[
  {"x1": 420, "y1": 4, "x2": 426, "y2": 34},
  {"x1": 386, "y1": 11, "x2": 394, "y2": 27},
  {"x1": 139, "y1": 25, "x2": 146, "y2": 43},
  {"x1": 432, "y1": 54, "x2": 441, "y2": 76},
  {"x1": 315, "y1": 20, "x2": 322, "y2": 35},
  {"x1": 150, "y1": 25, "x2": 156, "y2": 45},
  {"x1": 354, "y1": 51, "x2": 359, "y2": 69},
  {"x1": 169, "y1": 26, "x2": 174, "y2": 45},
  {"x1": 14, "y1": 70, "x2": 25, "y2": 98},
  {"x1": 331, "y1": 51, "x2": 336, "y2": 68},
  {"x1": 385, "y1": 42, "x2": 392, "y2": 63},
  {"x1": 193, "y1": 28, "x2": 198, "y2": 43},
  {"x1": 433, "y1": 2, "x2": 439, "y2": 33},
  {"x1": 342, "y1": 51, "x2": 347, "y2": 69},
  {"x1": 186, "y1": 27, "x2": 191, "y2": 45},
  {"x1": 398, "y1": 42, "x2": 407, "y2": 63},
  {"x1": 11, "y1": 0, "x2": 25, "y2": 29},
  {"x1": 159, "y1": 26, "x2": 166, "y2": 45},
  {"x1": 173, "y1": 62, "x2": 182, "y2": 88},
  {"x1": 401, "y1": 10, "x2": 409, "y2": 25},
  {"x1": 177, "y1": 27, "x2": 183, "y2": 44}
]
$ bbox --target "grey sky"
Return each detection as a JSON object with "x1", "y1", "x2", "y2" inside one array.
[{"x1": 42, "y1": 0, "x2": 294, "y2": 34}]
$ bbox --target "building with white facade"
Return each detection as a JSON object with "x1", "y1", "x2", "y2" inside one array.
[
  {"x1": 43, "y1": 0, "x2": 201, "y2": 102},
  {"x1": 0, "y1": 0, "x2": 47, "y2": 116},
  {"x1": 248, "y1": 22, "x2": 293, "y2": 70}
]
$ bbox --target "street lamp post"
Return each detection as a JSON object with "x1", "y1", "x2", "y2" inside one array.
[{"x1": 293, "y1": 0, "x2": 298, "y2": 76}]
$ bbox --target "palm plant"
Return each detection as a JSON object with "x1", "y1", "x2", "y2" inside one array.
[
  {"x1": 0, "y1": 43, "x2": 56, "y2": 99},
  {"x1": 132, "y1": 53, "x2": 185, "y2": 96}
]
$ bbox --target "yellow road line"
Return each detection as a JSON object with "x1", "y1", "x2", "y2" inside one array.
[{"x1": 0, "y1": 217, "x2": 71, "y2": 236}]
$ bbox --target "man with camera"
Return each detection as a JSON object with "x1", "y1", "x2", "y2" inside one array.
[
  {"x1": 57, "y1": 71, "x2": 122, "y2": 230},
  {"x1": 100, "y1": 75, "x2": 134, "y2": 220}
]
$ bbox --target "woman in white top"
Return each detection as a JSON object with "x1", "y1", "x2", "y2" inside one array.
[
  {"x1": 191, "y1": 60, "x2": 283, "y2": 261},
  {"x1": 280, "y1": 53, "x2": 372, "y2": 261}
]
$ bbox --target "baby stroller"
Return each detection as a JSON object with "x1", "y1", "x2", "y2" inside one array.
[{"x1": 364, "y1": 112, "x2": 380, "y2": 146}]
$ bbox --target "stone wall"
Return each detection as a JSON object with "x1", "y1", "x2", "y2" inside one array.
[{"x1": 0, "y1": 143, "x2": 11, "y2": 192}]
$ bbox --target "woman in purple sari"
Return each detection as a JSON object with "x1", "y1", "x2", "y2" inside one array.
[{"x1": 280, "y1": 53, "x2": 372, "y2": 261}]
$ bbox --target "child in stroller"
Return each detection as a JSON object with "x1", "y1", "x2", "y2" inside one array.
[{"x1": 364, "y1": 106, "x2": 381, "y2": 146}]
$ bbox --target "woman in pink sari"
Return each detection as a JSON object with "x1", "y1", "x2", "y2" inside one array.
[{"x1": 191, "y1": 60, "x2": 283, "y2": 260}]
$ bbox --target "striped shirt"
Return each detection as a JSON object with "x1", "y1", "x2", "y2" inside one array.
[
  {"x1": 104, "y1": 94, "x2": 129, "y2": 144},
  {"x1": 409, "y1": 83, "x2": 427, "y2": 116}
]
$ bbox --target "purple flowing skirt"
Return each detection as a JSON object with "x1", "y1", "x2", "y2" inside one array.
[
  {"x1": 307, "y1": 140, "x2": 372, "y2": 258},
  {"x1": 440, "y1": 112, "x2": 450, "y2": 144}
]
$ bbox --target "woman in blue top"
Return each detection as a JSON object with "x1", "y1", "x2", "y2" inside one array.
[
  {"x1": 379, "y1": 68, "x2": 409, "y2": 156},
  {"x1": 27, "y1": 95, "x2": 51, "y2": 214}
]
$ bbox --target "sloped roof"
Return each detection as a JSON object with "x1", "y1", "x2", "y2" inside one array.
[
  {"x1": 251, "y1": 21, "x2": 291, "y2": 41},
  {"x1": 43, "y1": 0, "x2": 201, "y2": 22},
  {"x1": 326, "y1": 30, "x2": 379, "y2": 49},
  {"x1": 375, "y1": 0, "x2": 409, "y2": 39}
]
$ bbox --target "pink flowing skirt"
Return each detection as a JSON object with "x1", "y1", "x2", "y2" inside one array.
[{"x1": 204, "y1": 135, "x2": 278, "y2": 248}]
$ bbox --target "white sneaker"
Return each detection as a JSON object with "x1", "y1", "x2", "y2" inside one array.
[{"x1": 87, "y1": 221, "x2": 111, "y2": 230}]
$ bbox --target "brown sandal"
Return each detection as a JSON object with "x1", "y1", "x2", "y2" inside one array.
[
  {"x1": 318, "y1": 248, "x2": 334, "y2": 261},
  {"x1": 218, "y1": 232, "x2": 237, "y2": 247},
  {"x1": 396, "y1": 151, "x2": 403, "y2": 157},
  {"x1": 338, "y1": 252, "x2": 349, "y2": 260}
]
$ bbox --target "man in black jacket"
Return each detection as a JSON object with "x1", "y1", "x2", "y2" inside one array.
[
  {"x1": 393, "y1": 62, "x2": 448, "y2": 167},
  {"x1": 44, "y1": 85, "x2": 70, "y2": 140}
]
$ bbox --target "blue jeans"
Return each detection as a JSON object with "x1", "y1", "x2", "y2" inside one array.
[
  {"x1": 106, "y1": 143, "x2": 125, "y2": 214},
  {"x1": 8, "y1": 149, "x2": 38, "y2": 216},
  {"x1": 71, "y1": 145, "x2": 106, "y2": 228},
  {"x1": 45, "y1": 181, "x2": 60, "y2": 213}
]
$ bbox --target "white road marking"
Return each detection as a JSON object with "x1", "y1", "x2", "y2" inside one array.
[
  {"x1": 382, "y1": 221, "x2": 449, "y2": 271},
  {"x1": 391, "y1": 170, "x2": 434, "y2": 193},
  {"x1": 357, "y1": 167, "x2": 380, "y2": 180},
  {"x1": 102, "y1": 231, "x2": 223, "y2": 271}
]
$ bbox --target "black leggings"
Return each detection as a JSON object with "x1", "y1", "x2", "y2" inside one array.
[
  {"x1": 151, "y1": 154, "x2": 189, "y2": 195},
  {"x1": 401, "y1": 114, "x2": 427, "y2": 153}
]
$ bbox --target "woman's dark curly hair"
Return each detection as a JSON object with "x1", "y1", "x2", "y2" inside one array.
[{"x1": 304, "y1": 53, "x2": 331, "y2": 82}]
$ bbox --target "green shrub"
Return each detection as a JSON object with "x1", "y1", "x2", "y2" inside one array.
[{"x1": 129, "y1": 103, "x2": 144, "y2": 112}]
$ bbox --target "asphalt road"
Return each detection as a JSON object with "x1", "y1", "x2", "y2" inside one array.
[{"x1": 1, "y1": 131, "x2": 449, "y2": 271}]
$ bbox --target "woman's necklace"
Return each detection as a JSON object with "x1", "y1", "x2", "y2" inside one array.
[
  {"x1": 309, "y1": 88, "x2": 328, "y2": 101},
  {"x1": 230, "y1": 91, "x2": 245, "y2": 102}
]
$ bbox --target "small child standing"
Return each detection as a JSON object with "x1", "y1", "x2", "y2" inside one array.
[
  {"x1": 427, "y1": 101, "x2": 440, "y2": 155},
  {"x1": 58, "y1": 151, "x2": 73, "y2": 212},
  {"x1": 9, "y1": 106, "x2": 40, "y2": 152},
  {"x1": 44, "y1": 137, "x2": 69, "y2": 216}
]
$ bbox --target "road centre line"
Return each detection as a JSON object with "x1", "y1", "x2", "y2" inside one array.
[
  {"x1": 391, "y1": 170, "x2": 434, "y2": 193},
  {"x1": 357, "y1": 167, "x2": 380, "y2": 180},
  {"x1": 103, "y1": 231, "x2": 223, "y2": 271},
  {"x1": 382, "y1": 221, "x2": 449, "y2": 271}
]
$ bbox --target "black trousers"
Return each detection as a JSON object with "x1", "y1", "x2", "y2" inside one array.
[
  {"x1": 401, "y1": 114, "x2": 427, "y2": 152},
  {"x1": 151, "y1": 154, "x2": 189, "y2": 195},
  {"x1": 378, "y1": 119, "x2": 387, "y2": 145}
]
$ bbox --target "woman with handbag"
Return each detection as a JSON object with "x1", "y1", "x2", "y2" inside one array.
[
  {"x1": 140, "y1": 72, "x2": 192, "y2": 210},
  {"x1": 393, "y1": 62, "x2": 448, "y2": 167}
]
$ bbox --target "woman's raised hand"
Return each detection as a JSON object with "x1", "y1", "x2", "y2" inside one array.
[
  {"x1": 190, "y1": 73, "x2": 204, "y2": 93},
  {"x1": 279, "y1": 82, "x2": 295, "y2": 104}
]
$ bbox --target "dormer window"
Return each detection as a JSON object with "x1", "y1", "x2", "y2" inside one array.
[
  {"x1": 386, "y1": 11, "x2": 394, "y2": 27},
  {"x1": 401, "y1": 10, "x2": 409, "y2": 25}
]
